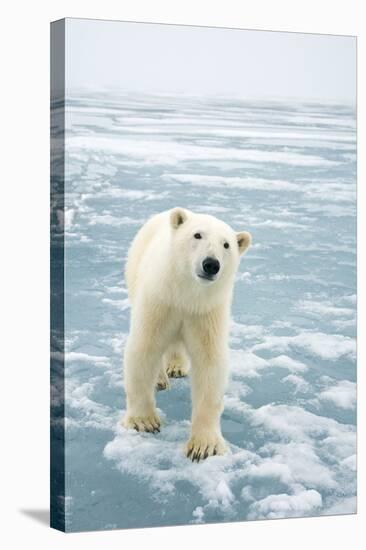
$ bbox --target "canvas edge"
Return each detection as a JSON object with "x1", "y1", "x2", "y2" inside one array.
[{"x1": 50, "y1": 18, "x2": 66, "y2": 533}]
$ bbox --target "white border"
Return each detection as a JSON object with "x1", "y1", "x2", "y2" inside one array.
[{"x1": 1, "y1": 1, "x2": 364, "y2": 549}]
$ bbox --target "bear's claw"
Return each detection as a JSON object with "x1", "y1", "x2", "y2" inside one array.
[
  {"x1": 185, "y1": 434, "x2": 227, "y2": 462},
  {"x1": 166, "y1": 363, "x2": 189, "y2": 378},
  {"x1": 122, "y1": 412, "x2": 161, "y2": 433},
  {"x1": 156, "y1": 370, "x2": 170, "y2": 391}
]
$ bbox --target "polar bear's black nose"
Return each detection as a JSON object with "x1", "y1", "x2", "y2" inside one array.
[{"x1": 202, "y1": 257, "x2": 220, "y2": 276}]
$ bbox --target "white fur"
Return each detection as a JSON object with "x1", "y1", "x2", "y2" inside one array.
[{"x1": 122, "y1": 207, "x2": 251, "y2": 460}]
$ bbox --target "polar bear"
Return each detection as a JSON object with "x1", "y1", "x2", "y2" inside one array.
[{"x1": 122, "y1": 207, "x2": 251, "y2": 461}]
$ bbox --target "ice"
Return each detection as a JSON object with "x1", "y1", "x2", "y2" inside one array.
[
  {"x1": 319, "y1": 380, "x2": 356, "y2": 410},
  {"x1": 59, "y1": 92, "x2": 356, "y2": 531}
]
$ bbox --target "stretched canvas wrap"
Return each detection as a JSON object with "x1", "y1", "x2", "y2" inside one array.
[{"x1": 50, "y1": 18, "x2": 357, "y2": 532}]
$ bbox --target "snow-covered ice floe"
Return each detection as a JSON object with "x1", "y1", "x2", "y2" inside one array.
[{"x1": 57, "y1": 92, "x2": 356, "y2": 530}]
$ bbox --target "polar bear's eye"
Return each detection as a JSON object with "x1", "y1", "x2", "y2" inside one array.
[
  {"x1": 194, "y1": 233, "x2": 202, "y2": 239},
  {"x1": 224, "y1": 242, "x2": 230, "y2": 249}
]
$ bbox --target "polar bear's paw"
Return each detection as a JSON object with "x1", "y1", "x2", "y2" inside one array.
[
  {"x1": 166, "y1": 357, "x2": 189, "y2": 378},
  {"x1": 122, "y1": 412, "x2": 161, "y2": 433},
  {"x1": 156, "y1": 369, "x2": 170, "y2": 391},
  {"x1": 185, "y1": 433, "x2": 227, "y2": 462}
]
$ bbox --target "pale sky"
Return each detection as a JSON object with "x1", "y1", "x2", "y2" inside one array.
[{"x1": 65, "y1": 18, "x2": 356, "y2": 102}]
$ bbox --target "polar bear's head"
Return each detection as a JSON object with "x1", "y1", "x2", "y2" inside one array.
[{"x1": 170, "y1": 207, "x2": 251, "y2": 287}]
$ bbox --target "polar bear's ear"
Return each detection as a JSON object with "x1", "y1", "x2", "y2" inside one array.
[
  {"x1": 170, "y1": 207, "x2": 188, "y2": 229},
  {"x1": 237, "y1": 231, "x2": 252, "y2": 255}
]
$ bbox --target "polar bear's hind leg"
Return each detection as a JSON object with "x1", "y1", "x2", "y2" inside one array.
[
  {"x1": 164, "y1": 342, "x2": 190, "y2": 378},
  {"x1": 156, "y1": 367, "x2": 170, "y2": 391}
]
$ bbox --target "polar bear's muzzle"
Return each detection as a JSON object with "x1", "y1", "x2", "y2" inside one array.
[{"x1": 197, "y1": 256, "x2": 220, "y2": 282}]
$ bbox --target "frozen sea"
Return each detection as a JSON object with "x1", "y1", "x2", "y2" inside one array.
[{"x1": 58, "y1": 92, "x2": 356, "y2": 531}]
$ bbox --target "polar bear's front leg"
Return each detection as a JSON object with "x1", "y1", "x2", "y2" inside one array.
[
  {"x1": 183, "y1": 308, "x2": 229, "y2": 461},
  {"x1": 122, "y1": 301, "x2": 175, "y2": 433},
  {"x1": 122, "y1": 335, "x2": 162, "y2": 432}
]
